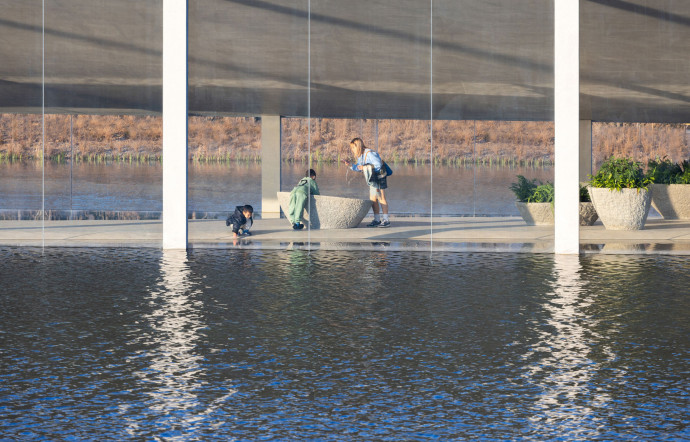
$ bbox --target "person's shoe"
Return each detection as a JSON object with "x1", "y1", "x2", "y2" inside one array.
[
  {"x1": 243, "y1": 231, "x2": 252, "y2": 236},
  {"x1": 293, "y1": 223, "x2": 305, "y2": 230},
  {"x1": 378, "y1": 220, "x2": 390, "y2": 228},
  {"x1": 366, "y1": 219, "x2": 381, "y2": 227}
]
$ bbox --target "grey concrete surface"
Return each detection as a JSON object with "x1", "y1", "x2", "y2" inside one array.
[
  {"x1": 3, "y1": 216, "x2": 690, "y2": 254},
  {"x1": 1, "y1": 0, "x2": 688, "y2": 122}
]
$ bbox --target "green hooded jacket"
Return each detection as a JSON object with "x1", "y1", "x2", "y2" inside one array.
[{"x1": 288, "y1": 177, "x2": 320, "y2": 224}]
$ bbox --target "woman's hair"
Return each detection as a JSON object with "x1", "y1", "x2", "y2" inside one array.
[
  {"x1": 350, "y1": 137, "x2": 366, "y2": 156},
  {"x1": 307, "y1": 169, "x2": 316, "y2": 178}
]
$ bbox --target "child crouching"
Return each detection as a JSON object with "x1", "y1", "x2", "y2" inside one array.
[{"x1": 226, "y1": 204, "x2": 254, "y2": 238}]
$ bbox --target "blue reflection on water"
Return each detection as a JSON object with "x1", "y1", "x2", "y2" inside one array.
[{"x1": 0, "y1": 248, "x2": 688, "y2": 440}]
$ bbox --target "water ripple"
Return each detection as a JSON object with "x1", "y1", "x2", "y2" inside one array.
[{"x1": 0, "y1": 248, "x2": 688, "y2": 440}]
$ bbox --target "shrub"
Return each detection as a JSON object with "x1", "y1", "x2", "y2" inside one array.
[
  {"x1": 509, "y1": 175, "x2": 554, "y2": 203},
  {"x1": 529, "y1": 183, "x2": 554, "y2": 203},
  {"x1": 509, "y1": 175, "x2": 539, "y2": 202},
  {"x1": 647, "y1": 157, "x2": 690, "y2": 184},
  {"x1": 589, "y1": 156, "x2": 651, "y2": 190},
  {"x1": 678, "y1": 161, "x2": 690, "y2": 184},
  {"x1": 580, "y1": 184, "x2": 591, "y2": 202}
]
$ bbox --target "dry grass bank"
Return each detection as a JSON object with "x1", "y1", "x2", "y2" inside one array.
[
  {"x1": 281, "y1": 119, "x2": 556, "y2": 166},
  {"x1": 592, "y1": 122, "x2": 689, "y2": 166},
  {"x1": 1, "y1": 114, "x2": 687, "y2": 166}
]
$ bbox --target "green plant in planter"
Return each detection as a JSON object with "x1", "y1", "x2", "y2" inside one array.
[
  {"x1": 680, "y1": 161, "x2": 690, "y2": 184},
  {"x1": 589, "y1": 156, "x2": 652, "y2": 191},
  {"x1": 509, "y1": 175, "x2": 553, "y2": 203},
  {"x1": 528, "y1": 183, "x2": 554, "y2": 203},
  {"x1": 580, "y1": 184, "x2": 591, "y2": 202},
  {"x1": 509, "y1": 175, "x2": 539, "y2": 202},
  {"x1": 647, "y1": 157, "x2": 690, "y2": 184}
]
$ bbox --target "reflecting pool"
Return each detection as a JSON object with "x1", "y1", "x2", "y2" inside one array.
[{"x1": 1, "y1": 248, "x2": 688, "y2": 440}]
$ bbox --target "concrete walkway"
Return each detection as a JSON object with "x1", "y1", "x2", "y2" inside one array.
[{"x1": 3, "y1": 216, "x2": 690, "y2": 254}]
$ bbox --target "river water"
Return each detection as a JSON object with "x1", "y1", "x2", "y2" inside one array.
[
  {"x1": 1, "y1": 248, "x2": 688, "y2": 440},
  {"x1": 0, "y1": 162, "x2": 555, "y2": 216}
]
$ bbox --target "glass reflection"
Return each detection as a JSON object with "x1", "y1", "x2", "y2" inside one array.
[{"x1": 523, "y1": 255, "x2": 614, "y2": 427}]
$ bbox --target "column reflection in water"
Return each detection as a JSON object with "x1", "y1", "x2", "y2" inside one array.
[
  {"x1": 523, "y1": 255, "x2": 615, "y2": 428},
  {"x1": 126, "y1": 250, "x2": 236, "y2": 437}
]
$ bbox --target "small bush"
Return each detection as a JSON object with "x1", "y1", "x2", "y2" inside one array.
[
  {"x1": 509, "y1": 176, "x2": 554, "y2": 203},
  {"x1": 580, "y1": 184, "x2": 591, "y2": 202},
  {"x1": 647, "y1": 157, "x2": 690, "y2": 184},
  {"x1": 678, "y1": 161, "x2": 690, "y2": 184},
  {"x1": 528, "y1": 182, "x2": 554, "y2": 203},
  {"x1": 589, "y1": 156, "x2": 651, "y2": 190},
  {"x1": 509, "y1": 175, "x2": 540, "y2": 202}
]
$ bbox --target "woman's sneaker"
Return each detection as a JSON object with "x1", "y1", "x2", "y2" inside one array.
[
  {"x1": 366, "y1": 219, "x2": 381, "y2": 227},
  {"x1": 378, "y1": 220, "x2": 390, "y2": 228}
]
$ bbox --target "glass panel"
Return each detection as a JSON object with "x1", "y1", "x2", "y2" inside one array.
[
  {"x1": 189, "y1": 0, "x2": 308, "y2": 245},
  {"x1": 310, "y1": 1, "x2": 431, "y2": 244},
  {"x1": 42, "y1": 0, "x2": 162, "y2": 244},
  {"x1": 380, "y1": 119, "x2": 431, "y2": 217},
  {"x1": 433, "y1": 1, "x2": 554, "y2": 251},
  {"x1": 26, "y1": 115, "x2": 163, "y2": 219},
  {"x1": 430, "y1": 120, "x2": 475, "y2": 215},
  {"x1": 281, "y1": 117, "x2": 312, "y2": 195},
  {"x1": 0, "y1": 114, "x2": 44, "y2": 220},
  {"x1": 187, "y1": 116, "x2": 261, "y2": 218},
  {"x1": 65, "y1": 115, "x2": 162, "y2": 217},
  {"x1": 0, "y1": 1, "x2": 43, "y2": 239},
  {"x1": 474, "y1": 121, "x2": 554, "y2": 217}
]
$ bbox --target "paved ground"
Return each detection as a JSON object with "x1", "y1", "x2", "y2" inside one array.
[{"x1": 2, "y1": 216, "x2": 690, "y2": 254}]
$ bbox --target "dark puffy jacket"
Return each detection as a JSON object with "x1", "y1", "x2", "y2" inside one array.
[{"x1": 226, "y1": 206, "x2": 251, "y2": 233}]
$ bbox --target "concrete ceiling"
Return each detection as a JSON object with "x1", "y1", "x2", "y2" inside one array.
[{"x1": 1, "y1": 0, "x2": 688, "y2": 122}]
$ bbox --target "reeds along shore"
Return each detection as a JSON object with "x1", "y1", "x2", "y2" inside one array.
[{"x1": 1, "y1": 114, "x2": 688, "y2": 166}]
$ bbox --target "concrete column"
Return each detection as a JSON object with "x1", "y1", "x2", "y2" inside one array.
[
  {"x1": 261, "y1": 115, "x2": 282, "y2": 219},
  {"x1": 579, "y1": 120, "x2": 592, "y2": 182},
  {"x1": 162, "y1": 0, "x2": 188, "y2": 249},
  {"x1": 554, "y1": 0, "x2": 580, "y2": 254}
]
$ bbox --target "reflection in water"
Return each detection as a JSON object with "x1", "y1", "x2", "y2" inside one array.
[
  {"x1": 524, "y1": 255, "x2": 614, "y2": 429},
  {"x1": 1, "y1": 248, "x2": 687, "y2": 439},
  {"x1": 126, "y1": 250, "x2": 235, "y2": 439}
]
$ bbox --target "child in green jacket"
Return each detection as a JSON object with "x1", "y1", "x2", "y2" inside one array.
[{"x1": 288, "y1": 169, "x2": 319, "y2": 230}]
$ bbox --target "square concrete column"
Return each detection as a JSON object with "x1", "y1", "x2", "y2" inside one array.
[
  {"x1": 579, "y1": 120, "x2": 592, "y2": 183},
  {"x1": 554, "y1": 0, "x2": 580, "y2": 254},
  {"x1": 261, "y1": 115, "x2": 282, "y2": 219},
  {"x1": 162, "y1": 0, "x2": 188, "y2": 249}
]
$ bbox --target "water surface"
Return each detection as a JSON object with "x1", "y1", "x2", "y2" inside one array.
[
  {"x1": 1, "y1": 248, "x2": 687, "y2": 440},
  {"x1": 0, "y1": 162, "x2": 554, "y2": 216}
]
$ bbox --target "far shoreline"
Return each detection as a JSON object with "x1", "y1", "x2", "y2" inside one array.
[{"x1": 1, "y1": 114, "x2": 687, "y2": 167}]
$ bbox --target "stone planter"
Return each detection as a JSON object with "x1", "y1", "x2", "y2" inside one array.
[
  {"x1": 579, "y1": 202, "x2": 599, "y2": 226},
  {"x1": 515, "y1": 202, "x2": 553, "y2": 225},
  {"x1": 588, "y1": 187, "x2": 651, "y2": 230},
  {"x1": 277, "y1": 192, "x2": 372, "y2": 229},
  {"x1": 650, "y1": 183, "x2": 690, "y2": 219}
]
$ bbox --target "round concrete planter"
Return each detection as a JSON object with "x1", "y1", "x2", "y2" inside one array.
[
  {"x1": 515, "y1": 202, "x2": 554, "y2": 225},
  {"x1": 579, "y1": 202, "x2": 599, "y2": 226},
  {"x1": 588, "y1": 187, "x2": 651, "y2": 230},
  {"x1": 650, "y1": 183, "x2": 690, "y2": 219},
  {"x1": 277, "y1": 192, "x2": 372, "y2": 229}
]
